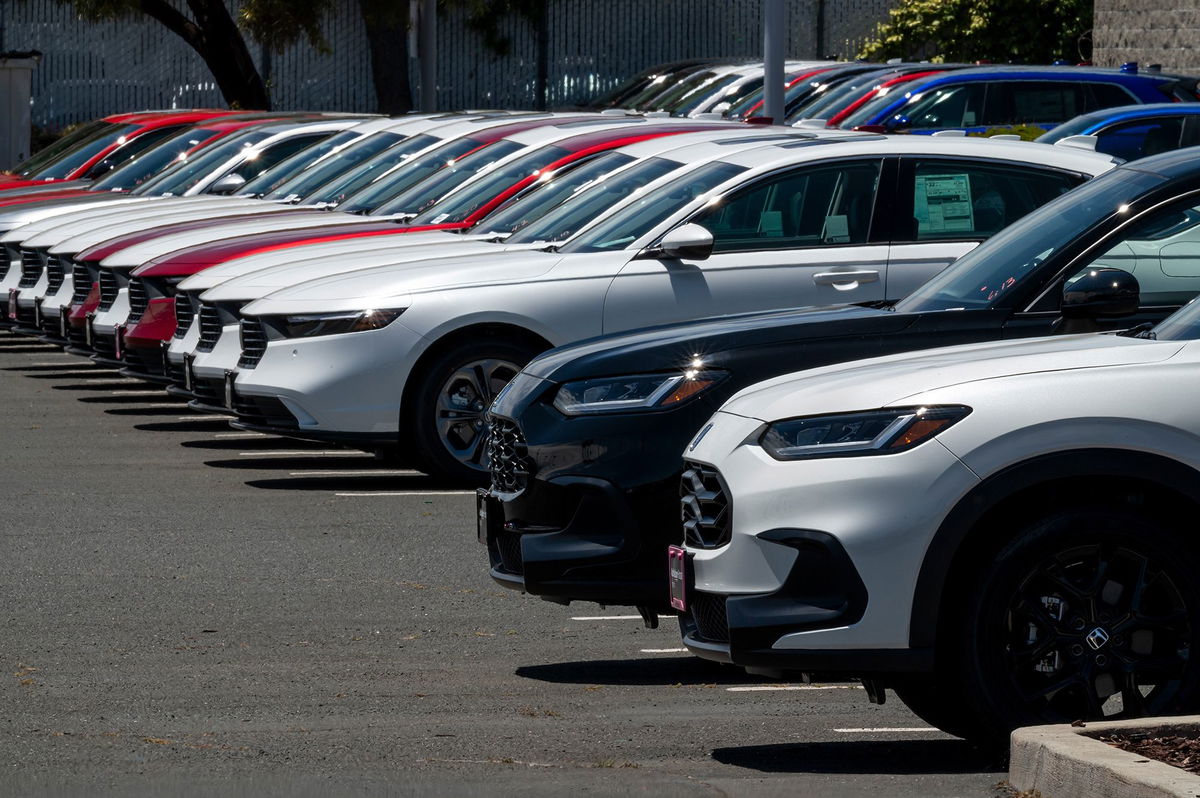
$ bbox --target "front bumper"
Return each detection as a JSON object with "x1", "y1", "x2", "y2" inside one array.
[{"x1": 482, "y1": 394, "x2": 723, "y2": 610}]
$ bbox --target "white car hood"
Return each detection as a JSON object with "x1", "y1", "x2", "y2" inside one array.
[
  {"x1": 50, "y1": 203, "x2": 305, "y2": 257},
  {"x1": 722, "y1": 333, "x2": 1186, "y2": 422},
  {"x1": 243, "y1": 248, "x2": 562, "y2": 315},
  {"x1": 4, "y1": 196, "x2": 260, "y2": 246},
  {"x1": 175, "y1": 230, "x2": 474, "y2": 292},
  {"x1": 0, "y1": 196, "x2": 158, "y2": 237},
  {"x1": 201, "y1": 240, "x2": 524, "y2": 303},
  {"x1": 96, "y1": 209, "x2": 379, "y2": 268}
]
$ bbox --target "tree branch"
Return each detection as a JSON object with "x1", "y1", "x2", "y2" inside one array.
[{"x1": 136, "y1": 0, "x2": 203, "y2": 49}]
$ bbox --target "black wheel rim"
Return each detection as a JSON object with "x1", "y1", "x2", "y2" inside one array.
[
  {"x1": 1002, "y1": 542, "x2": 1192, "y2": 721},
  {"x1": 434, "y1": 357, "x2": 520, "y2": 472}
]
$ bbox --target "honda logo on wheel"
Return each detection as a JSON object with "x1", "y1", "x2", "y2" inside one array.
[{"x1": 1086, "y1": 627, "x2": 1111, "y2": 650}]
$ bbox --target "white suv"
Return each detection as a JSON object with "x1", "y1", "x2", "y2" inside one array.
[{"x1": 676, "y1": 268, "x2": 1200, "y2": 745}]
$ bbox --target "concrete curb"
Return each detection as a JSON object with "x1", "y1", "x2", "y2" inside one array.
[{"x1": 1009, "y1": 716, "x2": 1200, "y2": 798}]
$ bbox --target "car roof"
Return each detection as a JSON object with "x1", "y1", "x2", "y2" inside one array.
[{"x1": 1058, "y1": 103, "x2": 1200, "y2": 131}]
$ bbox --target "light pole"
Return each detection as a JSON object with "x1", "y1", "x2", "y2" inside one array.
[{"x1": 762, "y1": 0, "x2": 786, "y2": 125}]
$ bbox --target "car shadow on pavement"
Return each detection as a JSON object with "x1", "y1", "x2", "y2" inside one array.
[
  {"x1": 711, "y1": 738, "x2": 1002, "y2": 775},
  {"x1": 242, "y1": 473, "x2": 459, "y2": 491},
  {"x1": 75, "y1": 393, "x2": 180, "y2": 404},
  {"x1": 178, "y1": 436, "x2": 329, "y2": 451},
  {"x1": 104, "y1": 406, "x2": 192, "y2": 416},
  {"x1": 517, "y1": 656, "x2": 766, "y2": 687},
  {"x1": 134, "y1": 419, "x2": 231, "y2": 433},
  {"x1": 8, "y1": 364, "x2": 113, "y2": 374},
  {"x1": 0, "y1": 345, "x2": 65, "y2": 353},
  {"x1": 51, "y1": 381, "x2": 163, "y2": 391},
  {"x1": 203, "y1": 454, "x2": 381, "y2": 472}
]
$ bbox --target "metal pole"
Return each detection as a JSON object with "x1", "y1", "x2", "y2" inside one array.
[
  {"x1": 762, "y1": 0, "x2": 786, "y2": 125},
  {"x1": 420, "y1": 0, "x2": 437, "y2": 112}
]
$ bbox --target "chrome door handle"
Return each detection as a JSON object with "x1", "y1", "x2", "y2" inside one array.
[{"x1": 813, "y1": 270, "x2": 881, "y2": 286}]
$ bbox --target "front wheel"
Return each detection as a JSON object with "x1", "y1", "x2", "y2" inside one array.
[
  {"x1": 407, "y1": 337, "x2": 540, "y2": 484},
  {"x1": 952, "y1": 508, "x2": 1200, "y2": 746}
]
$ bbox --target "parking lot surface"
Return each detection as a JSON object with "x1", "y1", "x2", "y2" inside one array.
[{"x1": 0, "y1": 333, "x2": 1002, "y2": 796}]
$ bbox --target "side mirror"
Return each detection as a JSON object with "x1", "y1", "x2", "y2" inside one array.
[
  {"x1": 655, "y1": 223, "x2": 714, "y2": 260},
  {"x1": 208, "y1": 173, "x2": 247, "y2": 195},
  {"x1": 1061, "y1": 267, "x2": 1140, "y2": 319},
  {"x1": 884, "y1": 115, "x2": 910, "y2": 133}
]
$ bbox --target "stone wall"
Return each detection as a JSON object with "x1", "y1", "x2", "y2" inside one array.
[{"x1": 1093, "y1": 0, "x2": 1200, "y2": 73}]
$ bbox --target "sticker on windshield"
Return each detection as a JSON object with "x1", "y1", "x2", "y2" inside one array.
[{"x1": 915, "y1": 173, "x2": 974, "y2": 234}]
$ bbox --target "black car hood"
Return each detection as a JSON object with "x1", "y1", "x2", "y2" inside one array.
[{"x1": 523, "y1": 304, "x2": 914, "y2": 381}]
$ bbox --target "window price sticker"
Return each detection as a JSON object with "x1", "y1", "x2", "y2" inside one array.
[{"x1": 915, "y1": 173, "x2": 974, "y2": 234}]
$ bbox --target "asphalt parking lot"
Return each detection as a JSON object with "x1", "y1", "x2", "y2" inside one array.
[{"x1": 1, "y1": 332, "x2": 1004, "y2": 797}]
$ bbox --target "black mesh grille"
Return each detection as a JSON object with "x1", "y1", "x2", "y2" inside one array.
[
  {"x1": 97, "y1": 269, "x2": 121, "y2": 311},
  {"x1": 164, "y1": 355, "x2": 186, "y2": 387},
  {"x1": 237, "y1": 318, "x2": 267, "y2": 369},
  {"x1": 0, "y1": 244, "x2": 16, "y2": 281},
  {"x1": 486, "y1": 416, "x2": 532, "y2": 495},
  {"x1": 494, "y1": 532, "x2": 525, "y2": 575},
  {"x1": 689, "y1": 593, "x2": 729, "y2": 643},
  {"x1": 195, "y1": 304, "x2": 222, "y2": 351},
  {"x1": 174, "y1": 292, "x2": 196, "y2": 339},
  {"x1": 126, "y1": 278, "x2": 148, "y2": 323},
  {"x1": 680, "y1": 461, "x2": 732, "y2": 549},
  {"x1": 190, "y1": 376, "x2": 222, "y2": 405},
  {"x1": 121, "y1": 346, "x2": 165, "y2": 377},
  {"x1": 45, "y1": 255, "x2": 67, "y2": 294},
  {"x1": 17, "y1": 248, "x2": 43, "y2": 288},
  {"x1": 70, "y1": 261, "x2": 95, "y2": 304},
  {"x1": 231, "y1": 393, "x2": 297, "y2": 429}
]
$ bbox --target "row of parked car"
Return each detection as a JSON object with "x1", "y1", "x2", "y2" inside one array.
[{"x1": 5, "y1": 62, "x2": 1200, "y2": 748}]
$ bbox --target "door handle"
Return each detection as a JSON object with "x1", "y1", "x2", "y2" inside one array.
[{"x1": 813, "y1": 270, "x2": 881, "y2": 287}]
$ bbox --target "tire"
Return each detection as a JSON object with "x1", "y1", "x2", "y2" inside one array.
[
  {"x1": 890, "y1": 675, "x2": 977, "y2": 741},
  {"x1": 407, "y1": 336, "x2": 541, "y2": 484},
  {"x1": 950, "y1": 508, "x2": 1200, "y2": 747}
]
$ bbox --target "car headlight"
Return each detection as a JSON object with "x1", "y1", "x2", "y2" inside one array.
[
  {"x1": 269, "y1": 308, "x2": 405, "y2": 339},
  {"x1": 758, "y1": 405, "x2": 971, "y2": 461},
  {"x1": 553, "y1": 369, "x2": 725, "y2": 415}
]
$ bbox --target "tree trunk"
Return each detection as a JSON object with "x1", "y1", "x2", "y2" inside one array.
[
  {"x1": 359, "y1": 0, "x2": 414, "y2": 115},
  {"x1": 140, "y1": 0, "x2": 270, "y2": 110}
]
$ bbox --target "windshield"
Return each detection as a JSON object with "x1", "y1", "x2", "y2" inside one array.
[
  {"x1": 298, "y1": 133, "x2": 441, "y2": 207},
  {"x1": 1038, "y1": 116, "x2": 1101, "y2": 144},
  {"x1": 671, "y1": 73, "x2": 746, "y2": 115},
  {"x1": 337, "y1": 136, "x2": 496, "y2": 214},
  {"x1": 480, "y1": 151, "x2": 636, "y2": 235},
  {"x1": 264, "y1": 131, "x2": 404, "y2": 201},
  {"x1": 400, "y1": 144, "x2": 571, "y2": 223},
  {"x1": 29, "y1": 122, "x2": 140, "y2": 180},
  {"x1": 840, "y1": 80, "x2": 929, "y2": 128},
  {"x1": 787, "y1": 70, "x2": 880, "y2": 120},
  {"x1": 895, "y1": 168, "x2": 1165, "y2": 313},
  {"x1": 641, "y1": 71, "x2": 720, "y2": 111},
  {"x1": 1150, "y1": 295, "x2": 1200, "y2": 340},
  {"x1": 14, "y1": 119, "x2": 117, "y2": 177},
  {"x1": 133, "y1": 128, "x2": 272, "y2": 195},
  {"x1": 558, "y1": 160, "x2": 746, "y2": 253},
  {"x1": 90, "y1": 126, "x2": 222, "y2": 191},
  {"x1": 368, "y1": 139, "x2": 528, "y2": 218},
  {"x1": 239, "y1": 129, "x2": 363, "y2": 197}
]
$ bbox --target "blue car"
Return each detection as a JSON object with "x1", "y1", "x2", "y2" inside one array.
[
  {"x1": 837, "y1": 66, "x2": 1199, "y2": 134},
  {"x1": 1038, "y1": 103, "x2": 1200, "y2": 159}
]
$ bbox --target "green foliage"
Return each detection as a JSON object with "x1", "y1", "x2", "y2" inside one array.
[
  {"x1": 858, "y1": 0, "x2": 1093, "y2": 64},
  {"x1": 239, "y1": 0, "x2": 334, "y2": 54},
  {"x1": 448, "y1": 0, "x2": 547, "y2": 57}
]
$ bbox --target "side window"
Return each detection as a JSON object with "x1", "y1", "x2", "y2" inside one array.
[
  {"x1": 1061, "y1": 200, "x2": 1200, "y2": 307},
  {"x1": 690, "y1": 160, "x2": 881, "y2": 253},
  {"x1": 1095, "y1": 117, "x2": 1185, "y2": 160},
  {"x1": 899, "y1": 83, "x2": 987, "y2": 129},
  {"x1": 903, "y1": 160, "x2": 1082, "y2": 242},
  {"x1": 1085, "y1": 82, "x2": 1138, "y2": 112},
  {"x1": 1008, "y1": 82, "x2": 1084, "y2": 125}
]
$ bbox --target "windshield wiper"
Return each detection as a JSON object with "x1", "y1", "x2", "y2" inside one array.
[{"x1": 1118, "y1": 322, "x2": 1156, "y2": 339}]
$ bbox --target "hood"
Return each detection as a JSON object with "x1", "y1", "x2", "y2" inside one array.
[
  {"x1": 201, "y1": 240, "x2": 509, "y2": 302},
  {"x1": 170, "y1": 230, "x2": 472, "y2": 289},
  {"x1": 722, "y1": 332, "x2": 1183, "y2": 422},
  {"x1": 522, "y1": 304, "x2": 904, "y2": 379},
  {"x1": 95, "y1": 209, "x2": 353, "y2": 268},
  {"x1": 4, "y1": 197, "x2": 260, "y2": 246},
  {"x1": 54, "y1": 205, "x2": 305, "y2": 258},
  {"x1": 241, "y1": 247, "x2": 559, "y2": 316},
  {"x1": 0, "y1": 195, "x2": 156, "y2": 237}
]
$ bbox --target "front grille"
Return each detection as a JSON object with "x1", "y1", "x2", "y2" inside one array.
[
  {"x1": 121, "y1": 345, "x2": 164, "y2": 376},
  {"x1": 494, "y1": 532, "x2": 525, "y2": 575},
  {"x1": 680, "y1": 461, "x2": 732, "y2": 549},
  {"x1": 191, "y1": 376, "x2": 222, "y2": 405},
  {"x1": 231, "y1": 393, "x2": 298, "y2": 429},
  {"x1": 195, "y1": 303, "x2": 222, "y2": 351},
  {"x1": 237, "y1": 318, "x2": 267, "y2": 369},
  {"x1": 174, "y1": 291, "x2": 196, "y2": 339},
  {"x1": 126, "y1": 278, "x2": 149, "y2": 323},
  {"x1": 45, "y1": 255, "x2": 67, "y2": 295},
  {"x1": 17, "y1": 248, "x2": 44, "y2": 288},
  {"x1": 97, "y1": 269, "x2": 121, "y2": 311},
  {"x1": 486, "y1": 416, "x2": 532, "y2": 495},
  {"x1": 164, "y1": 355, "x2": 186, "y2": 388},
  {"x1": 70, "y1": 261, "x2": 95, "y2": 304},
  {"x1": 689, "y1": 593, "x2": 729, "y2": 643},
  {"x1": 0, "y1": 244, "x2": 16, "y2": 280}
]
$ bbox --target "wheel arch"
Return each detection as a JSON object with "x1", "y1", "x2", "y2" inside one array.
[{"x1": 910, "y1": 448, "x2": 1200, "y2": 654}]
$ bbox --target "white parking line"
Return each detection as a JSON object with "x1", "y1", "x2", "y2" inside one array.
[
  {"x1": 131, "y1": 403, "x2": 186, "y2": 409},
  {"x1": 832, "y1": 727, "x2": 934, "y2": 733},
  {"x1": 108, "y1": 390, "x2": 166, "y2": 396},
  {"x1": 239, "y1": 450, "x2": 366, "y2": 457},
  {"x1": 640, "y1": 648, "x2": 689, "y2": 654},
  {"x1": 334, "y1": 490, "x2": 475, "y2": 497},
  {"x1": 214, "y1": 432, "x2": 269, "y2": 438},
  {"x1": 570, "y1": 615, "x2": 643, "y2": 621},
  {"x1": 288, "y1": 469, "x2": 422, "y2": 476},
  {"x1": 727, "y1": 685, "x2": 862, "y2": 692}
]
